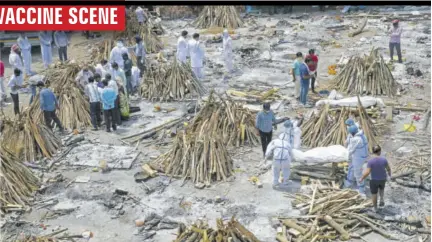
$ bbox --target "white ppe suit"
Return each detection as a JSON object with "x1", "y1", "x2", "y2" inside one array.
[
  {"x1": 188, "y1": 39, "x2": 205, "y2": 80},
  {"x1": 17, "y1": 36, "x2": 34, "y2": 75},
  {"x1": 265, "y1": 132, "x2": 294, "y2": 186},
  {"x1": 39, "y1": 31, "x2": 53, "y2": 68},
  {"x1": 109, "y1": 42, "x2": 129, "y2": 69},
  {"x1": 176, "y1": 36, "x2": 188, "y2": 64},
  {"x1": 222, "y1": 30, "x2": 233, "y2": 73},
  {"x1": 344, "y1": 130, "x2": 369, "y2": 194}
]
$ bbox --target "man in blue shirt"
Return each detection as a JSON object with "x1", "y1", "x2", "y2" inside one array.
[
  {"x1": 299, "y1": 57, "x2": 313, "y2": 106},
  {"x1": 255, "y1": 103, "x2": 276, "y2": 158},
  {"x1": 37, "y1": 81, "x2": 64, "y2": 132},
  {"x1": 101, "y1": 80, "x2": 117, "y2": 132}
]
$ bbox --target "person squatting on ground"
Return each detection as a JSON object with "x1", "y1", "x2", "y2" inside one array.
[
  {"x1": 256, "y1": 103, "x2": 276, "y2": 158},
  {"x1": 54, "y1": 31, "x2": 69, "y2": 63},
  {"x1": 100, "y1": 80, "x2": 117, "y2": 132},
  {"x1": 265, "y1": 131, "x2": 294, "y2": 188},
  {"x1": 37, "y1": 81, "x2": 64, "y2": 132},
  {"x1": 39, "y1": 31, "x2": 53, "y2": 69},
  {"x1": 360, "y1": 145, "x2": 392, "y2": 212},
  {"x1": 299, "y1": 57, "x2": 313, "y2": 106},
  {"x1": 85, "y1": 77, "x2": 102, "y2": 130},
  {"x1": 305, "y1": 49, "x2": 319, "y2": 93},
  {"x1": 188, "y1": 33, "x2": 205, "y2": 80},
  {"x1": 122, "y1": 53, "x2": 133, "y2": 95},
  {"x1": 222, "y1": 29, "x2": 233, "y2": 75},
  {"x1": 389, "y1": 19, "x2": 403, "y2": 63},
  {"x1": 177, "y1": 30, "x2": 189, "y2": 64},
  {"x1": 344, "y1": 125, "x2": 369, "y2": 195},
  {"x1": 292, "y1": 52, "x2": 303, "y2": 100},
  {"x1": 17, "y1": 33, "x2": 35, "y2": 76},
  {"x1": 7, "y1": 68, "x2": 23, "y2": 115}
]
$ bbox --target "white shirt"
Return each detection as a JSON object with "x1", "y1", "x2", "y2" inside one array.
[
  {"x1": 9, "y1": 52, "x2": 23, "y2": 71},
  {"x1": 188, "y1": 39, "x2": 205, "y2": 68},
  {"x1": 75, "y1": 70, "x2": 94, "y2": 88},
  {"x1": 8, "y1": 75, "x2": 23, "y2": 94},
  {"x1": 176, "y1": 36, "x2": 189, "y2": 62},
  {"x1": 85, "y1": 83, "x2": 101, "y2": 103},
  {"x1": 131, "y1": 66, "x2": 140, "y2": 88},
  {"x1": 95, "y1": 64, "x2": 109, "y2": 78}
]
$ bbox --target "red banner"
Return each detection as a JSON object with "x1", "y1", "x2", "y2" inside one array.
[{"x1": 0, "y1": 6, "x2": 126, "y2": 31}]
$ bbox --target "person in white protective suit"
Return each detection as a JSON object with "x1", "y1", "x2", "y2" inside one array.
[
  {"x1": 135, "y1": 6, "x2": 147, "y2": 24},
  {"x1": 131, "y1": 66, "x2": 141, "y2": 91},
  {"x1": 344, "y1": 118, "x2": 360, "y2": 147},
  {"x1": 109, "y1": 40, "x2": 129, "y2": 69},
  {"x1": 222, "y1": 29, "x2": 233, "y2": 74},
  {"x1": 283, "y1": 120, "x2": 295, "y2": 148},
  {"x1": 188, "y1": 33, "x2": 205, "y2": 80},
  {"x1": 344, "y1": 125, "x2": 369, "y2": 195},
  {"x1": 265, "y1": 132, "x2": 294, "y2": 188},
  {"x1": 9, "y1": 44, "x2": 24, "y2": 73},
  {"x1": 39, "y1": 31, "x2": 53, "y2": 68},
  {"x1": 176, "y1": 30, "x2": 189, "y2": 64},
  {"x1": 292, "y1": 116, "x2": 303, "y2": 149},
  {"x1": 17, "y1": 33, "x2": 35, "y2": 76}
]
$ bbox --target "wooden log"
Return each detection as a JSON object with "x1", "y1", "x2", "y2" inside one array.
[
  {"x1": 322, "y1": 215, "x2": 351, "y2": 241},
  {"x1": 281, "y1": 219, "x2": 307, "y2": 235},
  {"x1": 348, "y1": 214, "x2": 398, "y2": 240},
  {"x1": 142, "y1": 164, "x2": 158, "y2": 177},
  {"x1": 348, "y1": 17, "x2": 367, "y2": 37},
  {"x1": 391, "y1": 170, "x2": 416, "y2": 180},
  {"x1": 276, "y1": 234, "x2": 289, "y2": 242}
]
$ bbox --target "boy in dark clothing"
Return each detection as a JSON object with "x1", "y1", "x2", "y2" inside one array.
[
  {"x1": 360, "y1": 145, "x2": 392, "y2": 212},
  {"x1": 255, "y1": 103, "x2": 276, "y2": 158}
]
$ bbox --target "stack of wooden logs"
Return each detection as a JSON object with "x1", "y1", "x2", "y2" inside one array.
[
  {"x1": 279, "y1": 181, "x2": 407, "y2": 241},
  {"x1": 176, "y1": 217, "x2": 260, "y2": 242},
  {"x1": 334, "y1": 48, "x2": 399, "y2": 97},
  {"x1": 302, "y1": 98, "x2": 378, "y2": 152}
]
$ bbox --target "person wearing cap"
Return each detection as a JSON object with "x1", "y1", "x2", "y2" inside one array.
[
  {"x1": 54, "y1": 31, "x2": 69, "y2": 63},
  {"x1": 17, "y1": 33, "x2": 35, "y2": 76},
  {"x1": 39, "y1": 31, "x2": 53, "y2": 69},
  {"x1": 265, "y1": 131, "x2": 294, "y2": 189},
  {"x1": 109, "y1": 39, "x2": 129, "y2": 69},
  {"x1": 9, "y1": 44, "x2": 24, "y2": 73},
  {"x1": 344, "y1": 118, "x2": 360, "y2": 147},
  {"x1": 360, "y1": 145, "x2": 391, "y2": 212},
  {"x1": 345, "y1": 124, "x2": 369, "y2": 195},
  {"x1": 305, "y1": 49, "x2": 318, "y2": 94},
  {"x1": 389, "y1": 19, "x2": 402, "y2": 63},
  {"x1": 85, "y1": 77, "x2": 102, "y2": 130},
  {"x1": 256, "y1": 103, "x2": 276, "y2": 157},
  {"x1": 177, "y1": 30, "x2": 189, "y2": 64},
  {"x1": 122, "y1": 53, "x2": 133, "y2": 95},
  {"x1": 134, "y1": 36, "x2": 146, "y2": 77},
  {"x1": 222, "y1": 29, "x2": 233, "y2": 74},
  {"x1": 75, "y1": 66, "x2": 94, "y2": 88},
  {"x1": 0, "y1": 60, "x2": 5, "y2": 102},
  {"x1": 7, "y1": 68, "x2": 23, "y2": 115},
  {"x1": 291, "y1": 52, "x2": 303, "y2": 100},
  {"x1": 37, "y1": 81, "x2": 64, "y2": 131},
  {"x1": 188, "y1": 33, "x2": 205, "y2": 80}
]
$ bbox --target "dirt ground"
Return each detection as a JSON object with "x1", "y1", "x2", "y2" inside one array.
[{"x1": 1, "y1": 6, "x2": 431, "y2": 242}]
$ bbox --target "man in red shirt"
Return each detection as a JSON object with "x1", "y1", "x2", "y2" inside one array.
[
  {"x1": 0, "y1": 60, "x2": 5, "y2": 102},
  {"x1": 305, "y1": 49, "x2": 318, "y2": 94}
]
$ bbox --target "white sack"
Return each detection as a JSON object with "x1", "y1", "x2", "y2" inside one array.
[
  {"x1": 328, "y1": 89, "x2": 344, "y2": 100},
  {"x1": 28, "y1": 74, "x2": 45, "y2": 85},
  {"x1": 315, "y1": 96, "x2": 385, "y2": 108},
  {"x1": 292, "y1": 145, "x2": 348, "y2": 164}
]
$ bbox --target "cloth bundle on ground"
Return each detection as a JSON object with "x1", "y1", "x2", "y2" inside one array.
[
  {"x1": 292, "y1": 145, "x2": 348, "y2": 164},
  {"x1": 28, "y1": 75, "x2": 45, "y2": 85},
  {"x1": 315, "y1": 96, "x2": 385, "y2": 108}
]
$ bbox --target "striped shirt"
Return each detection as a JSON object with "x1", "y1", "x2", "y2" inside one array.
[{"x1": 255, "y1": 110, "x2": 276, "y2": 133}]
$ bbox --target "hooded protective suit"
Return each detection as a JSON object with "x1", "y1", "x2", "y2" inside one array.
[
  {"x1": 39, "y1": 32, "x2": 53, "y2": 68},
  {"x1": 283, "y1": 120, "x2": 295, "y2": 148},
  {"x1": 344, "y1": 127, "x2": 369, "y2": 194},
  {"x1": 222, "y1": 29, "x2": 233, "y2": 73},
  {"x1": 135, "y1": 7, "x2": 146, "y2": 23},
  {"x1": 265, "y1": 132, "x2": 294, "y2": 186},
  {"x1": 292, "y1": 119, "x2": 302, "y2": 149},
  {"x1": 110, "y1": 41, "x2": 129, "y2": 69},
  {"x1": 188, "y1": 39, "x2": 205, "y2": 79},
  {"x1": 176, "y1": 36, "x2": 188, "y2": 63},
  {"x1": 344, "y1": 118, "x2": 361, "y2": 147},
  {"x1": 17, "y1": 35, "x2": 33, "y2": 75},
  {"x1": 9, "y1": 46, "x2": 24, "y2": 72}
]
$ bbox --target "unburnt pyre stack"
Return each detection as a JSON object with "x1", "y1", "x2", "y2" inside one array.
[
  {"x1": 334, "y1": 48, "x2": 399, "y2": 97},
  {"x1": 194, "y1": 6, "x2": 243, "y2": 29}
]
